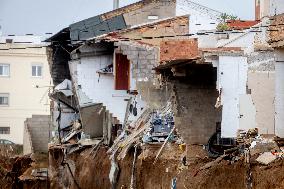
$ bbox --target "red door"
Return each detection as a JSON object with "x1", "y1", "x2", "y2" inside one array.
[{"x1": 115, "y1": 53, "x2": 130, "y2": 90}]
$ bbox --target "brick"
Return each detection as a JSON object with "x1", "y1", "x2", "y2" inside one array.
[
  {"x1": 160, "y1": 39, "x2": 199, "y2": 62},
  {"x1": 269, "y1": 14, "x2": 284, "y2": 47}
]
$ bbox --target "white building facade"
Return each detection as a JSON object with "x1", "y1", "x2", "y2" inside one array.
[{"x1": 0, "y1": 36, "x2": 51, "y2": 144}]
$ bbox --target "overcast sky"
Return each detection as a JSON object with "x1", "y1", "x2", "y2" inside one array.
[{"x1": 0, "y1": 0, "x2": 255, "y2": 36}]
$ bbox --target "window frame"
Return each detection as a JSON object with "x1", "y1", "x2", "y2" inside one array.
[
  {"x1": 0, "y1": 64, "x2": 10, "y2": 77},
  {"x1": 0, "y1": 127, "x2": 10, "y2": 135},
  {"x1": 31, "y1": 64, "x2": 43, "y2": 77},
  {"x1": 0, "y1": 93, "x2": 9, "y2": 106}
]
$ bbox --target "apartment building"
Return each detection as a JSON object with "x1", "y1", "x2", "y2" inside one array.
[{"x1": 0, "y1": 36, "x2": 51, "y2": 144}]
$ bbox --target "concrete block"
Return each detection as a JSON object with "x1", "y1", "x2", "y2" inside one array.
[{"x1": 256, "y1": 152, "x2": 277, "y2": 165}]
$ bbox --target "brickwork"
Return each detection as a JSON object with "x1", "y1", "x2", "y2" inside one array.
[
  {"x1": 23, "y1": 115, "x2": 51, "y2": 153},
  {"x1": 160, "y1": 39, "x2": 199, "y2": 62},
  {"x1": 115, "y1": 42, "x2": 159, "y2": 80},
  {"x1": 120, "y1": 16, "x2": 189, "y2": 46},
  {"x1": 269, "y1": 13, "x2": 284, "y2": 47}
]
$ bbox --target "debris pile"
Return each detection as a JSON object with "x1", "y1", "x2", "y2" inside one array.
[{"x1": 143, "y1": 107, "x2": 175, "y2": 143}]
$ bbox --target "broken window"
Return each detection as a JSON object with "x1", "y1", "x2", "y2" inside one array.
[
  {"x1": 115, "y1": 53, "x2": 130, "y2": 90},
  {"x1": 0, "y1": 94, "x2": 9, "y2": 106},
  {"x1": 0, "y1": 64, "x2": 10, "y2": 76},
  {"x1": 0, "y1": 127, "x2": 10, "y2": 134},
  {"x1": 32, "y1": 65, "x2": 42, "y2": 77}
]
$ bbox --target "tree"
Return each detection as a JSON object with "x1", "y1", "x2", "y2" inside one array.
[{"x1": 217, "y1": 13, "x2": 238, "y2": 31}]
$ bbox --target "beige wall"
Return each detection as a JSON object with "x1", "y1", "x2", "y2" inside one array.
[
  {"x1": 0, "y1": 44, "x2": 51, "y2": 144},
  {"x1": 123, "y1": 1, "x2": 176, "y2": 27},
  {"x1": 248, "y1": 71, "x2": 275, "y2": 134}
]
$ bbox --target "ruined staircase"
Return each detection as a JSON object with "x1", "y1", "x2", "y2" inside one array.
[{"x1": 23, "y1": 115, "x2": 51, "y2": 154}]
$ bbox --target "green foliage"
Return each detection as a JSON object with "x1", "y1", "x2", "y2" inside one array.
[
  {"x1": 217, "y1": 23, "x2": 230, "y2": 31},
  {"x1": 217, "y1": 13, "x2": 239, "y2": 31}
]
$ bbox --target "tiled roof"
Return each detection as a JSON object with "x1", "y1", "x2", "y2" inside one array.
[{"x1": 226, "y1": 20, "x2": 260, "y2": 30}]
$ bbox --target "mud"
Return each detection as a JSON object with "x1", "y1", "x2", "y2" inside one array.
[
  {"x1": 49, "y1": 144, "x2": 284, "y2": 189},
  {"x1": 0, "y1": 149, "x2": 49, "y2": 189}
]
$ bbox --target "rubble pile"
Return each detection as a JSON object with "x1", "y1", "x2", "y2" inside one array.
[
  {"x1": 0, "y1": 154, "x2": 32, "y2": 189},
  {"x1": 0, "y1": 148, "x2": 49, "y2": 189}
]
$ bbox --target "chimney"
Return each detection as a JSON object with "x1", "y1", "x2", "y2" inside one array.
[
  {"x1": 255, "y1": 0, "x2": 261, "y2": 20},
  {"x1": 113, "y1": 0, "x2": 119, "y2": 10}
]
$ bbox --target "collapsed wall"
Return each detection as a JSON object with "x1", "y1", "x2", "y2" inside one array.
[{"x1": 172, "y1": 64, "x2": 222, "y2": 144}]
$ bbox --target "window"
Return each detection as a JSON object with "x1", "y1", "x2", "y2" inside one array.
[
  {"x1": 0, "y1": 127, "x2": 10, "y2": 134},
  {"x1": 0, "y1": 64, "x2": 10, "y2": 76},
  {"x1": 32, "y1": 65, "x2": 42, "y2": 77},
  {"x1": 0, "y1": 94, "x2": 9, "y2": 106}
]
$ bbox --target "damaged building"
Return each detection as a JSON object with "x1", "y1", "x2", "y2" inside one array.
[{"x1": 44, "y1": 0, "x2": 284, "y2": 188}]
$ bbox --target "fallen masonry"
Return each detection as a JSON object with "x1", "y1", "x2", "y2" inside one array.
[
  {"x1": 0, "y1": 144, "x2": 49, "y2": 189},
  {"x1": 48, "y1": 102, "x2": 284, "y2": 189}
]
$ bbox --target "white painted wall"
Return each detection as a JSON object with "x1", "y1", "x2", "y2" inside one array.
[
  {"x1": 218, "y1": 56, "x2": 249, "y2": 138},
  {"x1": 258, "y1": 0, "x2": 284, "y2": 18},
  {"x1": 176, "y1": 0, "x2": 218, "y2": 34},
  {"x1": 239, "y1": 94, "x2": 256, "y2": 131},
  {"x1": 218, "y1": 30, "x2": 256, "y2": 54},
  {"x1": 70, "y1": 54, "x2": 144, "y2": 123},
  {"x1": 77, "y1": 55, "x2": 127, "y2": 122},
  {"x1": 270, "y1": 0, "x2": 284, "y2": 16},
  {"x1": 0, "y1": 35, "x2": 44, "y2": 44},
  {"x1": 275, "y1": 49, "x2": 284, "y2": 137}
]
